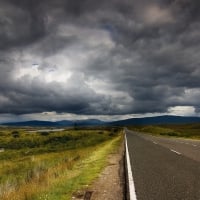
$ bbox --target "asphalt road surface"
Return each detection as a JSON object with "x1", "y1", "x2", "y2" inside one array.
[{"x1": 125, "y1": 129, "x2": 200, "y2": 200}]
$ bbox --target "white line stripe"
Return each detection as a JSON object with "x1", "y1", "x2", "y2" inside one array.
[
  {"x1": 153, "y1": 141, "x2": 158, "y2": 144},
  {"x1": 125, "y1": 134, "x2": 137, "y2": 200},
  {"x1": 192, "y1": 144, "x2": 197, "y2": 147},
  {"x1": 170, "y1": 149, "x2": 181, "y2": 155}
]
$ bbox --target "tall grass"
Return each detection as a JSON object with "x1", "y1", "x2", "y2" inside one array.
[
  {"x1": 130, "y1": 123, "x2": 200, "y2": 139},
  {"x1": 0, "y1": 127, "x2": 122, "y2": 200}
]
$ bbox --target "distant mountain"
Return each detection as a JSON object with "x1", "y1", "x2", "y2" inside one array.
[
  {"x1": 2, "y1": 119, "x2": 105, "y2": 127},
  {"x1": 2, "y1": 115, "x2": 200, "y2": 127},
  {"x1": 56, "y1": 120, "x2": 74, "y2": 126},
  {"x1": 2, "y1": 120, "x2": 59, "y2": 127},
  {"x1": 108, "y1": 115, "x2": 200, "y2": 126},
  {"x1": 73, "y1": 119, "x2": 104, "y2": 126},
  {"x1": 56, "y1": 119, "x2": 104, "y2": 126}
]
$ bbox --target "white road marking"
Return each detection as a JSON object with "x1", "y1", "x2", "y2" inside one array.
[
  {"x1": 183, "y1": 142, "x2": 198, "y2": 147},
  {"x1": 125, "y1": 134, "x2": 137, "y2": 200},
  {"x1": 170, "y1": 149, "x2": 181, "y2": 155},
  {"x1": 173, "y1": 140, "x2": 198, "y2": 147},
  {"x1": 153, "y1": 141, "x2": 158, "y2": 144}
]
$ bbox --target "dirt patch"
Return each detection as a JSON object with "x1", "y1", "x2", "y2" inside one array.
[
  {"x1": 72, "y1": 141, "x2": 125, "y2": 200},
  {"x1": 90, "y1": 141, "x2": 125, "y2": 200}
]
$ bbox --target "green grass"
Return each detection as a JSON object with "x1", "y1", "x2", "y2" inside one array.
[
  {"x1": 35, "y1": 135, "x2": 122, "y2": 200},
  {"x1": 129, "y1": 123, "x2": 200, "y2": 139},
  {"x1": 0, "y1": 127, "x2": 122, "y2": 200}
]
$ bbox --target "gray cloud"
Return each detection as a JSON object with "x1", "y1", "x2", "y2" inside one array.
[{"x1": 0, "y1": 0, "x2": 200, "y2": 120}]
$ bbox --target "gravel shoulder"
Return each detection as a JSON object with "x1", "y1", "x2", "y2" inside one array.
[
  {"x1": 72, "y1": 140, "x2": 125, "y2": 200},
  {"x1": 89, "y1": 142, "x2": 125, "y2": 200}
]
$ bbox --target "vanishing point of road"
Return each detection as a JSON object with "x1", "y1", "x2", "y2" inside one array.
[{"x1": 125, "y1": 128, "x2": 200, "y2": 200}]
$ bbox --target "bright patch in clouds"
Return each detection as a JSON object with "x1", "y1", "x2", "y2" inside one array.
[
  {"x1": 143, "y1": 5, "x2": 174, "y2": 24},
  {"x1": 168, "y1": 106, "x2": 195, "y2": 116},
  {"x1": 45, "y1": 69, "x2": 72, "y2": 83},
  {"x1": 16, "y1": 65, "x2": 72, "y2": 83},
  {"x1": 17, "y1": 66, "x2": 40, "y2": 79}
]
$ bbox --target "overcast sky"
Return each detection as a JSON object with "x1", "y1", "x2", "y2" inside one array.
[{"x1": 0, "y1": 0, "x2": 200, "y2": 122}]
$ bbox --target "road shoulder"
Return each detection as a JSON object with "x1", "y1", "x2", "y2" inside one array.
[
  {"x1": 72, "y1": 140, "x2": 125, "y2": 200},
  {"x1": 89, "y1": 141, "x2": 124, "y2": 200}
]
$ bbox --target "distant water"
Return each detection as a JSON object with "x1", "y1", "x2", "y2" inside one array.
[{"x1": 28, "y1": 129, "x2": 65, "y2": 133}]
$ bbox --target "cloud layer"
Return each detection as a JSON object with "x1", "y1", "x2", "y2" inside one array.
[{"x1": 1, "y1": 0, "x2": 200, "y2": 120}]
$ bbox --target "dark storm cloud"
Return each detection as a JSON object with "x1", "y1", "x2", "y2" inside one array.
[
  {"x1": 0, "y1": 0, "x2": 200, "y2": 117},
  {"x1": 0, "y1": 0, "x2": 47, "y2": 50}
]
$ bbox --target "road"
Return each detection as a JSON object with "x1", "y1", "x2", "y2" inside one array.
[{"x1": 125, "y1": 129, "x2": 200, "y2": 200}]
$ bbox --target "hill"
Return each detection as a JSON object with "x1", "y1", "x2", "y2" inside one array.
[
  {"x1": 2, "y1": 120, "x2": 59, "y2": 127},
  {"x1": 1, "y1": 119, "x2": 105, "y2": 127},
  {"x1": 108, "y1": 115, "x2": 200, "y2": 126},
  {"x1": 2, "y1": 115, "x2": 200, "y2": 127}
]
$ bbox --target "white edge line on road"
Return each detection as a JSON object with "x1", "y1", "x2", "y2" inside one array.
[
  {"x1": 125, "y1": 134, "x2": 137, "y2": 200},
  {"x1": 170, "y1": 149, "x2": 181, "y2": 155}
]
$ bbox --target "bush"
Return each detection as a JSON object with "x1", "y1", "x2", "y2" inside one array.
[
  {"x1": 112, "y1": 128, "x2": 118, "y2": 133},
  {"x1": 167, "y1": 132, "x2": 178, "y2": 136},
  {"x1": 40, "y1": 132, "x2": 50, "y2": 136},
  {"x1": 159, "y1": 132, "x2": 178, "y2": 137},
  {"x1": 109, "y1": 132, "x2": 115, "y2": 137},
  {"x1": 11, "y1": 131, "x2": 20, "y2": 138},
  {"x1": 159, "y1": 133, "x2": 166, "y2": 136}
]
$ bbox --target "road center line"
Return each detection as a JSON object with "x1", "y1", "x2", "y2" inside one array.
[
  {"x1": 170, "y1": 149, "x2": 181, "y2": 155},
  {"x1": 125, "y1": 134, "x2": 137, "y2": 200},
  {"x1": 153, "y1": 141, "x2": 158, "y2": 144}
]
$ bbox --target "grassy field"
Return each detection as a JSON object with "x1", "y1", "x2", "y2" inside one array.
[
  {"x1": 129, "y1": 123, "x2": 200, "y2": 139},
  {"x1": 0, "y1": 127, "x2": 122, "y2": 200}
]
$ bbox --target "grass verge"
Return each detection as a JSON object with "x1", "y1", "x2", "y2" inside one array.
[
  {"x1": 129, "y1": 124, "x2": 200, "y2": 139},
  {"x1": 34, "y1": 135, "x2": 122, "y2": 200},
  {"x1": 0, "y1": 128, "x2": 123, "y2": 200}
]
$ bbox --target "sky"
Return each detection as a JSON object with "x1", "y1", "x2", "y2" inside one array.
[{"x1": 0, "y1": 0, "x2": 200, "y2": 122}]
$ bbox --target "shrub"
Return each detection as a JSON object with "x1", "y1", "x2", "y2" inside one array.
[
  {"x1": 11, "y1": 131, "x2": 20, "y2": 138},
  {"x1": 40, "y1": 132, "x2": 50, "y2": 136},
  {"x1": 109, "y1": 132, "x2": 115, "y2": 137},
  {"x1": 167, "y1": 132, "x2": 178, "y2": 136}
]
